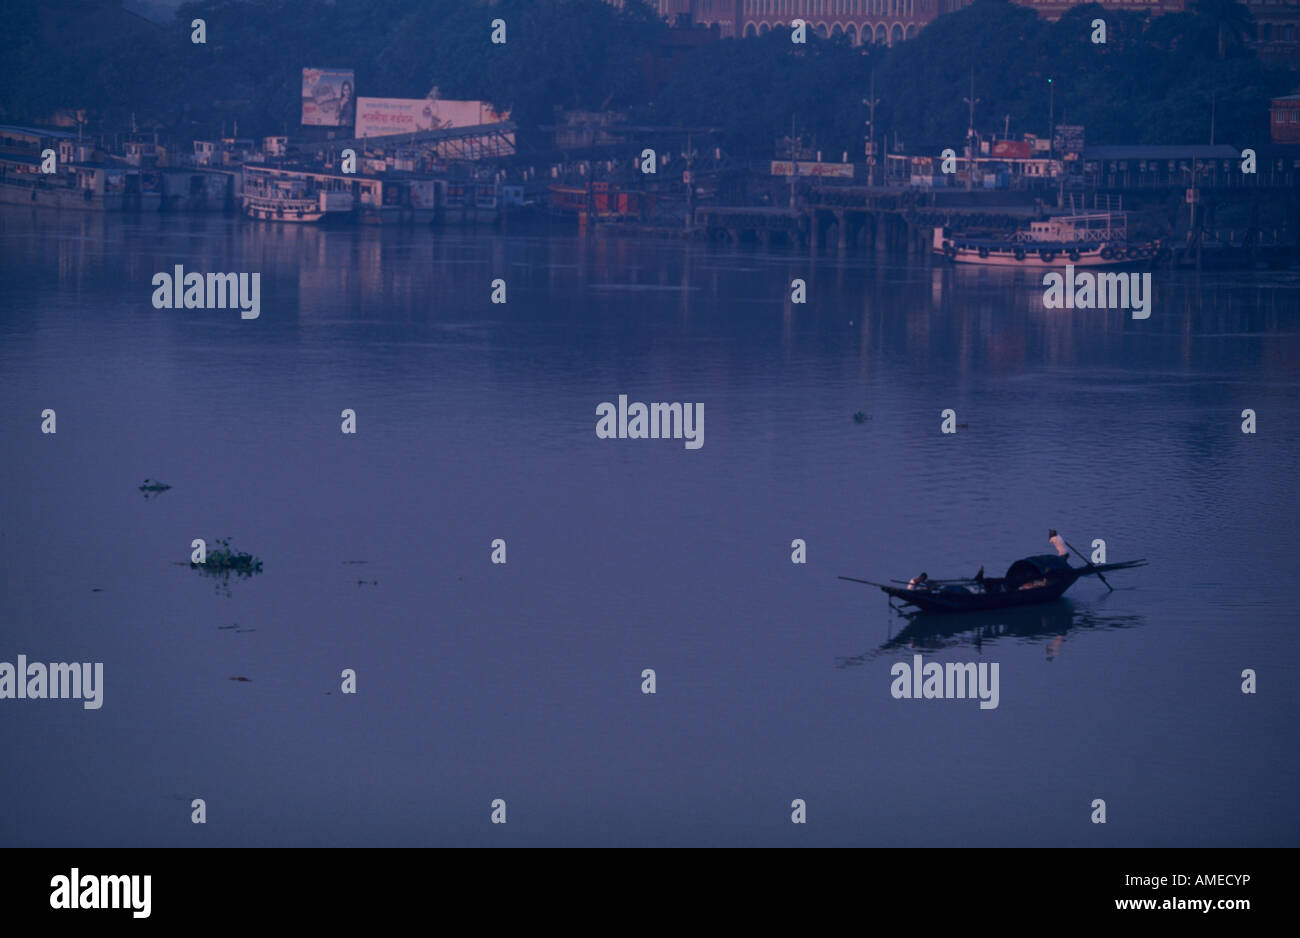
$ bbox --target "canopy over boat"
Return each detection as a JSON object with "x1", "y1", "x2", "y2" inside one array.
[
  {"x1": 839, "y1": 553, "x2": 1147, "y2": 614},
  {"x1": 1004, "y1": 554, "x2": 1072, "y2": 586}
]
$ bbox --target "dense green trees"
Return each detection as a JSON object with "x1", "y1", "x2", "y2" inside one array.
[
  {"x1": 1191, "y1": 0, "x2": 1257, "y2": 59},
  {"x1": 656, "y1": 0, "x2": 1292, "y2": 153},
  {"x1": 0, "y1": 0, "x2": 1291, "y2": 152}
]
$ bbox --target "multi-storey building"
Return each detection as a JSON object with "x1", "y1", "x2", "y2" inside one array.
[
  {"x1": 736, "y1": 0, "x2": 942, "y2": 44},
  {"x1": 1247, "y1": 0, "x2": 1300, "y2": 65},
  {"x1": 621, "y1": 0, "x2": 941, "y2": 44},
  {"x1": 1271, "y1": 93, "x2": 1300, "y2": 142}
]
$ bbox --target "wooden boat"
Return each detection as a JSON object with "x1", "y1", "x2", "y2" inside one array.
[{"x1": 840, "y1": 553, "x2": 1147, "y2": 614}]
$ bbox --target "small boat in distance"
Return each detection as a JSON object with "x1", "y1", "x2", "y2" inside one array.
[
  {"x1": 840, "y1": 553, "x2": 1147, "y2": 614},
  {"x1": 934, "y1": 197, "x2": 1166, "y2": 268}
]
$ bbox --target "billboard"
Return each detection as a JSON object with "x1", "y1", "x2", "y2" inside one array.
[
  {"x1": 1053, "y1": 124, "x2": 1085, "y2": 155},
  {"x1": 301, "y1": 68, "x2": 356, "y2": 128},
  {"x1": 992, "y1": 140, "x2": 1031, "y2": 159},
  {"x1": 354, "y1": 97, "x2": 510, "y2": 139},
  {"x1": 769, "y1": 161, "x2": 855, "y2": 178}
]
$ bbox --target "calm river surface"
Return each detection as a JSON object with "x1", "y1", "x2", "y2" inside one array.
[{"x1": 1, "y1": 207, "x2": 1296, "y2": 846}]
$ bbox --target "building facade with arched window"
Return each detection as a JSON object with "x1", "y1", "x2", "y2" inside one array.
[
  {"x1": 727, "y1": 0, "x2": 937, "y2": 45},
  {"x1": 608, "y1": 0, "x2": 935, "y2": 45}
]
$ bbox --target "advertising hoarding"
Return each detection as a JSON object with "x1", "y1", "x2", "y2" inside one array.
[
  {"x1": 1053, "y1": 124, "x2": 1085, "y2": 155},
  {"x1": 355, "y1": 98, "x2": 510, "y2": 139},
  {"x1": 301, "y1": 68, "x2": 356, "y2": 128},
  {"x1": 769, "y1": 161, "x2": 855, "y2": 178},
  {"x1": 992, "y1": 140, "x2": 1032, "y2": 159}
]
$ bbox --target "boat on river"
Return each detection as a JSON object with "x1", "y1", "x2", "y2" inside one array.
[
  {"x1": 240, "y1": 165, "x2": 354, "y2": 223},
  {"x1": 840, "y1": 553, "x2": 1147, "y2": 614},
  {"x1": 934, "y1": 204, "x2": 1166, "y2": 268}
]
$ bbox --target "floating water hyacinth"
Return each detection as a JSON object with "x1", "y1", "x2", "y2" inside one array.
[
  {"x1": 193, "y1": 538, "x2": 263, "y2": 575},
  {"x1": 138, "y1": 478, "x2": 171, "y2": 499},
  {"x1": 191, "y1": 538, "x2": 263, "y2": 596}
]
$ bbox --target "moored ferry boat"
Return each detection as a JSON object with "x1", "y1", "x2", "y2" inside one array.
[
  {"x1": 241, "y1": 175, "x2": 327, "y2": 222},
  {"x1": 934, "y1": 209, "x2": 1166, "y2": 267},
  {"x1": 240, "y1": 166, "x2": 353, "y2": 223}
]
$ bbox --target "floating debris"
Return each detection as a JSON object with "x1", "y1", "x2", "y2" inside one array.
[
  {"x1": 356, "y1": 578, "x2": 378, "y2": 587},
  {"x1": 342, "y1": 560, "x2": 368, "y2": 565},
  {"x1": 228, "y1": 676, "x2": 252, "y2": 682},
  {"x1": 139, "y1": 479, "x2": 172, "y2": 500},
  {"x1": 217, "y1": 625, "x2": 237, "y2": 630},
  {"x1": 234, "y1": 628, "x2": 256, "y2": 633},
  {"x1": 91, "y1": 588, "x2": 104, "y2": 593},
  {"x1": 191, "y1": 538, "x2": 264, "y2": 596},
  {"x1": 195, "y1": 538, "x2": 263, "y2": 575},
  {"x1": 853, "y1": 412, "x2": 870, "y2": 424}
]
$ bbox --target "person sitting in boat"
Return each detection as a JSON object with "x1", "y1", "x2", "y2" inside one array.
[
  {"x1": 907, "y1": 572, "x2": 930, "y2": 591},
  {"x1": 1048, "y1": 530, "x2": 1068, "y2": 557}
]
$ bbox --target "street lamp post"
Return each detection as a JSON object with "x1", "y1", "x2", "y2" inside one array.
[
  {"x1": 863, "y1": 69, "x2": 880, "y2": 188},
  {"x1": 1048, "y1": 77, "x2": 1054, "y2": 161},
  {"x1": 963, "y1": 67, "x2": 979, "y2": 193}
]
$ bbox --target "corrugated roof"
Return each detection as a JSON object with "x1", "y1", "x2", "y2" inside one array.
[
  {"x1": 0, "y1": 124, "x2": 79, "y2": 140},
  {"x1": 1083, "y1": 145, "x2": 1241, "y2": 159}
]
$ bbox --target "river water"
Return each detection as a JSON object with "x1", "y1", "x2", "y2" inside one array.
[{"x1": 1, "y1": 207, "x2": 1296, "y2": 846}]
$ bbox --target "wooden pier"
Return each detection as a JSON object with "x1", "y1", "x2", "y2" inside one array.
[{"x1": 695, "y1": 187, "x2": 1036, "y2": 255}]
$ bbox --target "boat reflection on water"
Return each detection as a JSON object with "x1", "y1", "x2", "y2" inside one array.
[{"x1": 835, "y1": 598, "x2": 1144, "y2": 668}]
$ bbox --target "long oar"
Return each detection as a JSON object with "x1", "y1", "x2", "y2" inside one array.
[
  {"x1": 1063, "y1": 538, "x2": 1111, "y2": 591},
  {"x1": 838, "y1": 576, "x2": 888, "y2": 588}
]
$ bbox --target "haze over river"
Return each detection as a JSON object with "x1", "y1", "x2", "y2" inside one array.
[{"x1": 1, "y1": 208, "x2": 1296, "y2": 846}]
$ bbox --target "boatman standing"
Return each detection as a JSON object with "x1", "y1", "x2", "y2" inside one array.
[{"x1": 1048, "y1": 530, "x2": 1068, "y2": 557}]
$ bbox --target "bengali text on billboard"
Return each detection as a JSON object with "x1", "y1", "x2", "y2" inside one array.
[
  {"x1": 769, "y1": 160, "x2": 855, "y2": 178},
  {"x1": 355, "y1": 98, "x2": 510, "y2": 139}
]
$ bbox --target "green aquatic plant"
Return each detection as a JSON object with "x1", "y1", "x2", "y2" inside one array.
[
  {"x1": 190, "y1": 538, "x2": 263, "y2": 596},
  {"x1": 193, "y1": 537, "x2": 264, "y2": 575},
  {"x1": 139, "y1": 478, "x2": 172, "y2": 499}
]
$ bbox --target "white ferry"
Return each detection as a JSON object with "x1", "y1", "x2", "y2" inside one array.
[
  {"x1": 240, "y1": 167, "x2": 352, "y2": 223},
  {"x1": 934, "y1": 208, "x2": 1166, "y2": 267}
]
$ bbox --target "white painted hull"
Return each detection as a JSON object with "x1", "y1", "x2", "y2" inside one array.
[
  {"x1": 934, "y1": 211, "x2": 1163, "y2": 268},
  {"x1": 935, "y1": 241, "x2": 1160, "y2": 268},
  {"x1": 242, "y1": 199, "x2": 325, "y2": 223}
]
